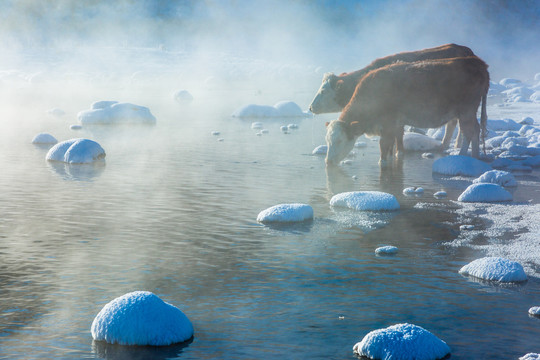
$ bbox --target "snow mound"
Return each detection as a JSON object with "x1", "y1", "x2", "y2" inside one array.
[
  {"x1": 78, "y1": 101, "x2": 156, "y2": 125},
  {"x1": 458, "y1": 183, "x2": 512, "y2": 202},
  {"x1": 232, "y1": 100, "x2": 309, "y2": 118},
  {"x1": 173, "y1": 90, "x2": 193, "y2": 104},
  {"x1": 528, "y1": 306, "x2": 540, "y2": 317},
  {"x1": 434, "y1": 191, "x2": 447, "y2": 199},
  {"x1": 32, "y1": 133, "x2": 57, "y2": 144},
  {"x1": 46, "y1": 138, "x2": 105, "y2": 164},
  {"x1": 473, "y1": 170, "x2": 517, "y2": 187},
  {"x1": 375, "y1": 246, "x2": 398, "y2": 255},
  {"x1": 353, "y1": 323, "x2": 450, "y2": 360},
  {"x1": 257, "y1": 203, "x2": 313, "y2": 223},
  {"x1": 403, "y1": 132, "x2": 441, "y2": 151},
  {"x1": 432, "y1": 155, "x2": 492, "y2": 177},
  {"x1": 312, "y1": 145, "x2": 327, "y2": 155},
  {"x1": 91, "y1": 291, "x2": 193, "y2": 346},
  {"x1": 459, "y1": 257, "x2": 527, "y2": 282},
  {"x1": 520, "y1": 354, "x2": 540, "y2": 360},
  {"x1": 487, "y1": 118, "x2": 521, "y2": 131},
  {"x1": 330, "y1": 191, "x2": 400, "y2": 211}
]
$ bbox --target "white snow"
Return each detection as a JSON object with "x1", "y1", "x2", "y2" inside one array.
[
  {"x1": 330, "y1": 191, "x2": 400, "y2": 211},
  {"x1": 458, "y1": 183, "x2": 512, "y2": 203},
  {"x1": 520, "y1": 354, "x2": 540, "y2": 360},
  {"x1": 432, "y1": 155, "x2": 492, "y2": 177},
  {"x1": 403, "y1": 187, "x2": 423, "y2": 195},
  {"x1": 31, "y1": 133, "x2": 57, "y2": 144},
  {"x1": 375, "y1": 245, "x2": 398, "y2": 255},
  {"x1": 312, "y1": 145, "x2": 327, "y2": 155},
  {"x1": 433, "y1": 191, "x2": 447, "y2": 199},
  {"x1": 256, "y1": 203, "x2": 314, "y2": 223},
  {"x1": 353, "y1": 323, "x2": 451, "y2": 360},
  {"x1": 473, "y1": 170, "x2": 517, "y2": 187},
  {"x1": 46, "y1": 138, "x2": 105, "y2": 164},
  {"x1": 91, "y1": 291, "x2": 193, "y2": 346},
  {"x1": 403, "y1": 132, "x2": 441, "y2": 151},
  {"x1": 459, "y1": 257, "x2": 527, "y2": 282},
  {"x1": 78, "y1": 101, "x2": 156, "y2": 125},
  {"x1": 232, "y1": 100, "x2": 310, "y2": 118},
  {"x1": 528, "y1": 306, "x2": 540, "y2": 317}
]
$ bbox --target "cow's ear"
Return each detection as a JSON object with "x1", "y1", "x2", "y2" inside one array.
[
  {"x1": 335, "y1": 79, "x2": 344, "y2": 90},
  {"x1": 325, "y1": 121, "x2": 330, "y2": 127}
]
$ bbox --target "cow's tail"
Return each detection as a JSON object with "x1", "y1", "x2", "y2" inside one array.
[{"x1": 480, "y1": 93, "x2": 487, "y2": 155}]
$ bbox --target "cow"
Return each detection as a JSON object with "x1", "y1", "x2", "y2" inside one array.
[
  {"x1": 324, "y1": 56, "x2": 489, "y2": 166},
  {"x1": 309, "y1": 44, "x2": 475, "y2": 150}
]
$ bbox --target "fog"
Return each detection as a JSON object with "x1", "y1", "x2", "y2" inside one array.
[{"x1": 0, "y1": 0, "x2": 539, "y2": 142}]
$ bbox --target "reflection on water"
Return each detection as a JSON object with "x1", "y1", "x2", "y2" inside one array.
[{"x1": 1, "y1": 98, "x2": 540, "y2": 360}]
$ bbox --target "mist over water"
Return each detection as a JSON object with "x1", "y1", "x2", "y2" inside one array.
[{"x1": 1, "y1": 1, "x2": 540, "y2": 359}]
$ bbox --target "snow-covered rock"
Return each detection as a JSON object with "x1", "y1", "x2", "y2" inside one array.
[
  {"x1": 46, "y1": 138, "x2": 105, "y2": 164},
  {"x1": 330, "y1": 191, "x2": 400, "y2": 211},
  {"x1": 459, "y1": 257, "x2": 527, "y2": 282},
  {"x1": 78, "y1": 102, "x2": 156, "y2": 125},
  {"x1": 499, "y1": 78, "x2": 522, "y2": 88},
  {"x1": 256, "y1": 203, "x2": 313, "y2": 223},
  {"x1": 520, "y1": 354, "x2": 540, "y2": 360},
  {"x1": 473, "y1": 170, "x2": 517, "y2": 187},
  {"x1": 528, "y1": 306, "x2": 540, "y2": 317},
  {"x1": 232, "y1": 100, "x2": 309, "y2": 118},
  {"x1": 31, "y1": 133, "x2": 57, "y2": 144},
  {"x1": 312, "y1": 145, "x2": 327, "y2": 155},
  {"x1": 403, "y1": 132, "x2": 441, "y2": 151},
  {"x1": 487, "y1": 119, "x2": 521, "y2": 131},
  {"x1": 434, "y1": 191, "x2": 447, "y2": 199},
  {"x1": 353, "y1": 323, "x2": 450, "y2": 360},
  {"x1": 432, "y1": 155, "x2": 492, "y2": 177},
  {"x1": 458, "y1": 183, "x2": 512, "y2": 202},
  {"x1": 375, "y1": 246, "x2": 398, "y2": 255},
  {"x1": 173, "y1": 90, "x2": 194, "y2": 104},
  {"x1": 91, "y1": 291, "x2": 193, "y2": 346}
]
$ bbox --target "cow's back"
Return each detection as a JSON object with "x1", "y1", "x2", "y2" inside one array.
[{"x1": 343, "y1": 56, "x2": 489, "y2": 129}]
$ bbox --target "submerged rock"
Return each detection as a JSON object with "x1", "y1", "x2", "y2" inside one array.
[
  {"x1": 353, "y1": 323, "x2": 450, "y2": 360},
  {"x1": 91, "y1": 291, "x2": 193, "y2": 346},
  {"x1": 459, "y1": 257, "x2": 527, "y2": 282}
]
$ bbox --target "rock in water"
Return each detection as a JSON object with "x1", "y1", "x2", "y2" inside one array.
[{"x1": 91, "y1": 291, "x2": 194, "y2": 346}]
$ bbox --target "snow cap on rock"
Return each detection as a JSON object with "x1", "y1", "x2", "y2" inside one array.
[
  {"x1": 458, "y1": 183, "x2": 512, "y2": 202},
  {"x1": 257, "y1": 203, "x2": 314, "y2": 223},
  {"x1": 432, "y1": 155, "x2": 492, "y2": 177},
  {"x1": 473, "y1": 170, "x2": 517, "y2": 187},
  {"x1": 330, "y1": 191, "x2": 399, "y2": 211},
  {"x1": 46, "y1": 138, "x2": 105, "y2": 164},
  {"x1": 353, "y1": 323, "x2": 451, "y2": 360},
  {"x1": 91, "y1": 291, "x2": 194, "y2": 346},
  {"x1": 459, "y1": 257, "x2": 527, "y2": 282}
]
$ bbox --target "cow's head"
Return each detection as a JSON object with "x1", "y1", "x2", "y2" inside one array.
[
  {"x1": 325, "y1": 120, "x2": 359, "y2": 165},
  {"x1": 309, "y1": 73, "x2": 344, "y2": 114}
]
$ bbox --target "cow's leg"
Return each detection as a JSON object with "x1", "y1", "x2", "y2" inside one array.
[
  {"x1": 394, "y1": 126, "x2": 404, "y2": 159},
  {"x1": 441, "y1": 119, "x2": 457, "y2": 149},
  {"x1": 458, "y1": 112, "x2": 480, "y2": 158},
  {"x1": 379, "y1": 129, "x2": 394, "y2": 165}
]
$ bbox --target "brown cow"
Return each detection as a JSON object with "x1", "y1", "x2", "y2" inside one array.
[
  {"x1": 324, "y1": 56, "x2": 489, "y2": 165},
  {"x1": 310, "y1": 44, "x2": 475, "y2": 150}
]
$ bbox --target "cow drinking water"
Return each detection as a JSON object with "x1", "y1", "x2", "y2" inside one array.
[
  {"x1": 324, "y1": 56, "x2": 489, "y2": 165},
  {"x1": 310, "y1": 44, "x2": 475, "y2": 150}
]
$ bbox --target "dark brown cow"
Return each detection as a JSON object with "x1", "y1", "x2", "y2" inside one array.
[
  {"x1": 324, "y1": 56, "x2": 489, "y2": 165},
  {"x1": 310, "y1": 44, "x2": 475, "y2": 150}
]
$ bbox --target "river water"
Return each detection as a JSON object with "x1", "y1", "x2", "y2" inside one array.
[{"x1": 1, "y1": 83, "x2": 540, "y2": 360}]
